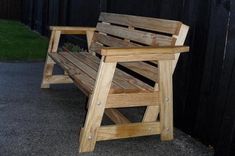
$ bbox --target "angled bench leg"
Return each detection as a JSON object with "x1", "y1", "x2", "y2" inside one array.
[
  {"x1": 41, "y1": 30, "x2": 61, "y2": 88},
  {"x1": 158, "y1": 60, "x2": 173, "y2": 141},
  {"x1": 79, "y1": 57, "x2": 117, "y2": 153}
]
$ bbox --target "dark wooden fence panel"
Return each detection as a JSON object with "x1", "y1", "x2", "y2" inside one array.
[
  {"x1": 0, "y1": 0, "x2": 22, "y2": 20},
  {"x1": 20, "y1": 0, "x2": 235, "y2": 155}
]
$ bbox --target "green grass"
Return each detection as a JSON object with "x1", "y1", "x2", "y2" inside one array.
[{"x1": 0, "y1": 20, "x2": 48, "y2": 60}]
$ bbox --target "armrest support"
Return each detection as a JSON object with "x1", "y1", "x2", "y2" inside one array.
[
  {"x1": 50, "y1": 26, "x2": 96, "y2": 35},
  {"x1": 101, "y1": 46, "x2": 189, "y2": 56}
]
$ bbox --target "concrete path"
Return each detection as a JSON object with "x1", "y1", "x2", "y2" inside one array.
[{"x1": 0, "y1": 62, "x2": 214, "y2": 156}]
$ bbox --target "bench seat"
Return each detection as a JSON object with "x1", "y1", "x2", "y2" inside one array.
[{"x1": 49, "y1": 52, "x2": 154, "y2": 95}]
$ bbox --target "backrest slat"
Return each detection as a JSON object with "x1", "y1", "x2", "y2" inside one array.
[
  {"x1": 99, "y1": 12, "x2": 182, "y2": 35},
  {"x1": 96, "y1": 23, "x2": 175, "y2": 46}
]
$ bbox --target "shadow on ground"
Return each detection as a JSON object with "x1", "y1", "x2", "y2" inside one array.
[{"x1": 0, "y1": 62, "x2": 214, "y2": 156}]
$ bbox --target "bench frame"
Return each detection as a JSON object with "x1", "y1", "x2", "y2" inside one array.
[{"x1": 41, "y1": 13, "x2": 189, "y2": 153}]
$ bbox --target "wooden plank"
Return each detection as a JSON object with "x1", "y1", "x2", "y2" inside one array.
[
  {"x1": 72, "y1": 52, "x2": 154, "y2": 92},
  {"x1": 68, "y1": 52, "x2": 145, "y2": 92},
  {"x1": 41, "y1": 30, "x2": 58, "y2": 88},
  {"x1": 79, "y1": 57, "x2": 117, "y2": 153},
  {"x1": 50, "y1": 26, "x2": 96, "y2": 31},
  {"x1": 96, "y1": 122, "x2": 161, "y2": 141},
  {"x1": 43, "y1": 75, "x2": 73, "y2": 84},
  {"x1": 96, "y1": 23, "x2": 174, "y2": 46},
  {"x1": 142, "y1": 106, "x2": 160, "y2": 122},
  {"x1": 106, "y1": 92, "x2": 159, "y2": 108},
  {"x1": 158, "y1": 60, "x2": 173, "y2": 140},
  {"x1": 51, "y1": 30, "x2": 61, "y2": 52},
  {"x1": 104, "y1": 53, "x2": 175, "y2": 62},
  {"x1": 105, "y1": 109, "x2": 131, "y2": 124},
  {"x1": 119, "y1": 62, "x2": 158, "y2": 82},
  {"x1": 99, "y1": 12, "x2": 182, "y2": 35},
  {"x1": 92, "y1": 32, "x2": 142, "y2": 48},
  {"x1": 49, "y1": 53, "x2": 95, "y2": 95},
  {"x1": 101, "y1": 46, "x2": 189, "y2": 56},
  {"x1": 172, "y1": 24, "x2": 189, "y2": 73},
  {"x1": 86, "y1": 30, "x2": 95, "y2": 52}
]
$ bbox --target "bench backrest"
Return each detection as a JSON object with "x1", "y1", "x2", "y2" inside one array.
[{"x1": 89, "y1": 12, "x2": 189, "y2": 85}]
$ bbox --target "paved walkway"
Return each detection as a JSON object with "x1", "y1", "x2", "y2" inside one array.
[{"x1": 0, "y1": 62, "x2": 214, "y2": 156}]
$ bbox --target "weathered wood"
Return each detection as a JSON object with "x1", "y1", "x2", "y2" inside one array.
[
  {"x1": 99, "y1": 12, "x2": 182, "y2": 35},
  {"x1": 97, "y1": 122, "x2": 161, "y2": 141}
]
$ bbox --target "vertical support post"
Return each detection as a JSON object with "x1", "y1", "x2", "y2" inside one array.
[
  {"x1": 86, "y1": 30, "x2": 95, "y2": 55},
  {"x1": 79, "y1": 57, "x2": 117, "y2": 153},
  {"x1": 158, "y1": 60, "x2": 173, "y2": 140},
  {"x1": 41, "y1": 30, "x2": 61, "y2": 88}
]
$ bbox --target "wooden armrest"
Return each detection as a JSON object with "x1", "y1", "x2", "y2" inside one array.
[
  {"x1": 50, "y1": 26, "x2": 96, "y2": 34},
  {"x1": 101, "y1": 46, "x2": 189, "y2": 56}
]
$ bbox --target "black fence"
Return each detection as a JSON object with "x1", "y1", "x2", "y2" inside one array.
[
  {"x1": 20, "y1": 0, "x2": 235, "y2": 155},
  {"x1": 0, "y1": 0, "x2": 22, "y2": 20}
]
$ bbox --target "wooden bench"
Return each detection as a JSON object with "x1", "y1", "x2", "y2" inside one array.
[{"x1": 41, "y1": 12, "x2": 189, "y2": 153}]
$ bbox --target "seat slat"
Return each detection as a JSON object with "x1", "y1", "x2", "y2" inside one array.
[
  {"x1": 74, "y1": 53, "x2": 153, "y2": 92},
  {"x1": 96, "y1": 23, "x2": 175, "y2": 46},
  {"x1": 49, "y1": 53, "x2": 95, "y2": 95},
  {"x1": 67, "y1": 52, "x2": 139, "y2": 91},
  {"x1": 119, "y1": 62, "x2": 158, "y2": 82},
  {"x1": 99, "y1": 12, "x2": 182, "y2": 35}
]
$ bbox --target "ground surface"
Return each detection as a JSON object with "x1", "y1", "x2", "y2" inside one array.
[
  {"x1": 0, "y1": 62, "x2": 214, "y2": 156},
  {"x1": 0, "y1": 20, "x2": 48, "y2": 60}
]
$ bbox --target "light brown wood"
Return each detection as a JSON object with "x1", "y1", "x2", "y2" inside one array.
[
  {"x1": 142, "y1": 24, "x2": 189, "y2": 123},
  {"x1": 105, "y1": 108, "x2": 131, "y2": 124},
  {"x1": 101, "y1": 46, "x2": 189, "y2": 56},
  {"x1": 97, "y1": 122, "x2": 161, "y2": 141},
  {"x1": 96, "y1": 23, "x2": 175, "y2": 46},
  {"x1": 158, "y1": 60, "x2": 173, "y2": 140},
  {"x1": 104, "y1": 53, "x2": 175, "y2": 62},
  {"x1": 99, "y1": 12, "x2": 182, "y2": 35},
  {"x1": 41, "y1": 13, "x2": 189, "y2": 153},
  {"x1": 172, "y1": 24, "x2": 189, "y2": 72},
  {"x1": 50, "y1": 26, "x2": 96, "y2": 34},
  {"x1": 43, "y1": 75, "x2": 73, "y2": 84},
  {"x1": 79, "y1": 57, "x2": 117, "y2": 153},
  {"x1": 142, "y1": 106, "x2": 160, "y2": 122},
  {"x1": 119, "y1": 62, "x2": 158, "y2": 82},
  {"x1": 86, "y1": 30, "x2": 95, "y2": 52},
  {"x1": 106, "y1": 92, "x2": 159, "y2": 108},
  {"x1": 41, "y1": 30, "x2": 60, "y2": 88}
]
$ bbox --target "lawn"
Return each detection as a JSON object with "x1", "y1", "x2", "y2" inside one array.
[{"x1": 0, "y1": 20, "x2": 48, "y2": 60}]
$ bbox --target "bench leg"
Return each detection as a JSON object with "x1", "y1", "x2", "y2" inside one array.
[
  {"x1": 41, "y1": 30, "x2": 61, "y2": 88},
  {"x1": 41, "y1": 56, "x2": 56, "y2": 88},
  {"x1": 158, "y1": 60, "x2": 173, "y2": 141},
  {"x1": 79, "y1": 58, "x2": 117, "y2": 153}
]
